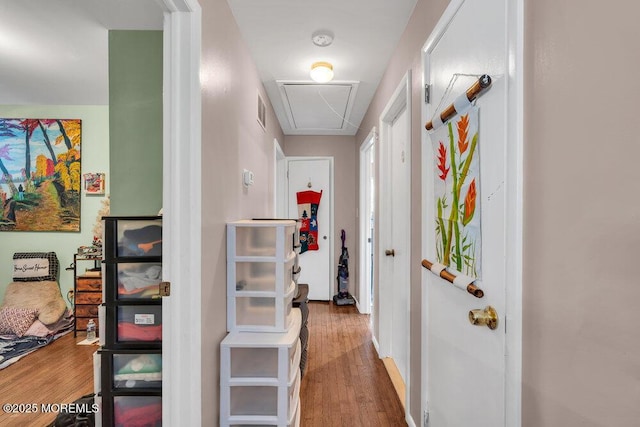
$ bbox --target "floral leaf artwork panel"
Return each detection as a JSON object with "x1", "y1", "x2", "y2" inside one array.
[
  {"x1": 0, "y1": 118, "x2": 81, "y2": 231},
  {"x1": 431, "y1": 106, "x2": 481, "y2": 278}
]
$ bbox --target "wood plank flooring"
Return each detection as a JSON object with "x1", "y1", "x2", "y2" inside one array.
[
  {"x1": 0, "y1": 303, "x2": 405, "y2": 426},
  {"x1": 0, "y1": 332, "x2": 97, "y2": 426},
  {"x1": 300, "y1": 302, "x2": 406, "y2": 427}
]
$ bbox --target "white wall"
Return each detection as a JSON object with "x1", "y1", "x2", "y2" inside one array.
[
  {"x1": 354, "y1": 0, "x2": 450, "y2": 421},
  {"x1": 283, "y1": 135, "x2": 358, "y2": 298},
  {"x1": 198, "y1": 0, "x2": 285, "y2": 422},
  {"x1": 0, "y1": 105, "x2": 109, "y2": 309},
  {"x1": 523, "y1": 1, "x2": 640, "y2": 424}
]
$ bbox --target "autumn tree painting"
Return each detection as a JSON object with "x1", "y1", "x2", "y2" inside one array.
[
  {"x1": 0, "y1": 118, "x2": 81, "y2": 231},
  {"x1": 432, "y1": 108, "x2": 481, "y2": 278}
]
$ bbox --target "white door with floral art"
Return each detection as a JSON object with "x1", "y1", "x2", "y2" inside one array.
[{"x1": 421, "y1": 0, "x2": 522, "y2": 425}]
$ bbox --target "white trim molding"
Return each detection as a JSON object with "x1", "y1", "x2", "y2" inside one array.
[
  {"x1": 378, "y1": 69, "x2": 412, "y2": 420},
  {"x1": 160, "y1": 1, "x2": 202, "y2": 426},
  {"x1": 358, "y1": 127, "x2": 376, "y2": 315}
]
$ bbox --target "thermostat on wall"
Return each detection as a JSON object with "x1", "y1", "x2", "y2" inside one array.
[{"x1": 242, "y1": 169, "x2": 254, "y2": 187}]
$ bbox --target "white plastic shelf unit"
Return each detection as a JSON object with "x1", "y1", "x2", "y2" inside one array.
[
  {"x1": 227, "y1": 220, "x2": 297, "y2": 332},
  {"x1": 220, "y1": 308, "x2": 302, "y2": 427}
]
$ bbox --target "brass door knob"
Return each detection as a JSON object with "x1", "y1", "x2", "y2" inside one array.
[
  {"x1": 385, "y1": 249, "x2": 395, "y2": 257},
  {"x1": 468, "y1": 306, "x2": 498, "y2": 330}
]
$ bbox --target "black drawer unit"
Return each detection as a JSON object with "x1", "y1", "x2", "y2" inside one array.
[{"x1": 98, "y1": 216, "x2": 163, "y2": 426}]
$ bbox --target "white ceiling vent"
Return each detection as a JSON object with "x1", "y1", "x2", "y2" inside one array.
[{"x1": 276, "y1": 81, "x2": 359, "y2": 133}]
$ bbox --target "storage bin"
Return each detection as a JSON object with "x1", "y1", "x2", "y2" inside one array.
[
  {"x1": 103, "y1": 262, "x2": 162, "y2": 301},
  {"x1": 228, "y1": 220, "x2": 296, "y2": 258},
  {"x1": 103, "y1": 217, "x2": 163, "y2": 260},
  {"x1": 231, "y1": 259, "x2": 294, "y2": 293},
  {"x1": 227, "y1": 398, "x2": 299, "y2": 426},
  {"x1": 116, "y1": 305, "x2": 162, "y2": 343},
  {"x1": 220, "y1": 309, "x2": 302, "y2": 426},
  {"x1": 100, "y1": 216, "x2": 163, "y2": 426},
  {"x1": 222, "y1": 308, "x2": 302, "y2": 383},
  {"x1": 113, "y1": 395, "x2": 161, "y2": 427},
  {"x1": 229, "y1": 281, "x2": 295, "y2": 332},
  {"x1": 112, "y1": 353, "x2": 162, "y2": 389},
  {"x1": 226, "y1": 368, "x2": 300, "y2": 421}
]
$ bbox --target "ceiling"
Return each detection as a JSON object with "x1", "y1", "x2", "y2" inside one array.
[
  {"x1": 227, "y1": 0, "x2": 418, "y2": 135},
  {"x1": 1, "y1": 0, "x2": 418, "y2": 136},
  {"x1": 0, "y1": 0, "x2": 163, "y2": 105}
]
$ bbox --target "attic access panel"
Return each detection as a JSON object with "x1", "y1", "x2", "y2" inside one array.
[{"x1": 277, "y1": 81, "x2": 359, "y2": 131}]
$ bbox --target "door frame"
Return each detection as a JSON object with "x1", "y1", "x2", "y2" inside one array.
[
  {"x1": 284, "y1": 156, "x2": 335, "y2": 300},
  {"x1": 378, "y1": 71, "x2": 412, "y2": 412},
  {"x1": 274, "y1": 138, "x2": 286, "y2": 217},
  {"x1": 358, "y1": 128, "x2": 376, "y2": 314},
  {"x1": 159, "y1": 0, "x2": 202, "y2": 425},
  {"x1": 419, "y1": 0, "x2": 524, "y2": 425}
]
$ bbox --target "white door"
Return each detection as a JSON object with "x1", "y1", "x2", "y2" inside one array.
[
  {"x1": 421, "y1": 0, "x2": 518, "y2": 425},
  {"x1": 379, "y1": 73, "x2": 411, "y2": 394},
  {"x1": 287, "y1": 157, "x2": 333, "y2": 301},
  {"x1": 358, "y1": 130, "x2": 376, "y2": 314},
  {"x1": 389, "y1": 106, "x2": 410, "y2": 381}
]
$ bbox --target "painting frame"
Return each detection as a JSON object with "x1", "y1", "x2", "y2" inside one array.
[
  {"x1": 0, "y1": 118, "x2": 82, "y2": 232},
  {"x1": 83, "y1": 172, "x2": 105, "y2": 195}
]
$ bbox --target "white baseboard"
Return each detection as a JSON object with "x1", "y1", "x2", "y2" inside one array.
[
  {"x1": 354, "y1": 296, "x2": 362, "y2": 312},
  {"x1": 372, "y1": 334, "x2": 380, "y2": 357}
]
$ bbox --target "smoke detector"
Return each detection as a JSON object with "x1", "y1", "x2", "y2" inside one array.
[{"x1": 312, "y1": 30, "x2": 334, "y2": 47}]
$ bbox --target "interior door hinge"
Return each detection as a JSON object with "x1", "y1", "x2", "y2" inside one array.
[
  {"x1": 424, "y1": 84, "x2": 430, "y2": 104},
  {"x1": 159, "y1": 281, "x2": 171, "y2": 297}
]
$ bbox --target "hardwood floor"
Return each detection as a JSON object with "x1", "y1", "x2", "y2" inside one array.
[
  {"x1": 0, "y1": 303, "x2": 405, "y2": 426},
  {"x1": 300, "y1": 302, "x2": 406, "y2": 427},
  {"x1": 0, "y1": 333, "x2": 97, "y2": 427}
]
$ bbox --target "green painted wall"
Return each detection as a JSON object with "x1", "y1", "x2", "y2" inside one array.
[
  {"x1": 0, "y1": 105, "x2": 110, "y2": 307},
  {"x1": 108, "y1": 31, "x2": 163, "y2": 216}
]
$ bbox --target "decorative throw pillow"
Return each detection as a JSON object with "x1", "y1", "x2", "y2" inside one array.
[
  {"x1": 12, "y1": 252, "x2": 59, "y2": 282},
  {"x1": 0, "y1": 306, "x2": 39, "y2": 337}
]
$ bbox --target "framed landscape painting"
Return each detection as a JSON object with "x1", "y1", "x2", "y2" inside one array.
[{"x1": 0, "y1": 118, "x2": 81, "y2": 231}]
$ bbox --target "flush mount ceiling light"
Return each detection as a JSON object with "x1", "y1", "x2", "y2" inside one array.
[{"x1": 310, "y1": 61, "x2": 334, "y2": 83}]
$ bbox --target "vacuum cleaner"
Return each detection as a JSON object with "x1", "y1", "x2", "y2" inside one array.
[{"x1": 333, "y1": 229, "x2": 355, "y2": 306}]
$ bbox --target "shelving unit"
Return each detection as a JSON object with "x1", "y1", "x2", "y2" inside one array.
[
  {"x1": 227, "y1": 220, "x2": 297, "y2": 333},
  {"x1": 95, "y1": 216, "x2": 163, "y2": 427},
  {"x1": 220, "y1": 309, "x2": 302, "y2": 426},
  {"x1": 222, "y1": 219, "x2": 302, "y2": 427},
  {"x1": 73, "y1": 254, "x2": 102, "y2": 337}
]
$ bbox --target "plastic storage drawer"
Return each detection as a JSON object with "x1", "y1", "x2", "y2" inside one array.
[
  {"x1": 112, "y1": 395, "x2": 162, "y2": 427},
  {"x1": 103, "y1": 262, "x2": 162, "y2": 302},
  {"x1": 222, "y1": 308, "x2": 302, "y2": 383},
  {"x1": 227, "y1": 220, "x2": 296, "y2": 258},
  {"x1": 230, "y1": 258, "x2": 295, "y2": 294},
  {"x1": 104, "y1": 305, "x2": 162, "y2": 348},
  {"x1": 103, "y1": 217, "x2": 163, "y2": 260},
  {"x1": 222, "y1": 368, "x2": 300, "y2": 426},
  {"x1": 228, "y1": 280, "x2": 295, "y2": 332}
]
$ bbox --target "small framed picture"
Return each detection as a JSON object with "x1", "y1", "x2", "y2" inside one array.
[{"x1": 83, "y1": 173, "x2": 105, "y2": 195}]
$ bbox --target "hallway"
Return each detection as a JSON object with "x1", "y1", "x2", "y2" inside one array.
[{"x1": 300, "y1": 302, "x2": 406, "y2": 426}]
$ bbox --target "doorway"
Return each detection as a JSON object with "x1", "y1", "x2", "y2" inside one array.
[
  {"x1": 285, "y1": 157, "x2": 334, "y2": 301},
  {"x1": 358, "y1": 130, "x2": 376, "y2": 314},
  {"x1": 377, "y1": 71, "x2": 412, "y2": 412},
  {"x1": 420, "y1": 0, "x2": 523, "y2": 425}
]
